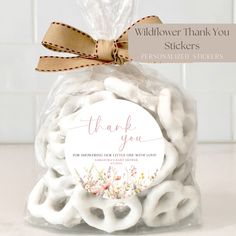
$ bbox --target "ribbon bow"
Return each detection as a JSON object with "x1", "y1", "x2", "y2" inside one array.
[{"x1": 36, "y1": 16, "x2": 161, "y2": 72}]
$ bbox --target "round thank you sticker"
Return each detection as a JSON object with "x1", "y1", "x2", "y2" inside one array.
[{"x1": 64, "y1": 99, "x2": 165, "y2": 199}]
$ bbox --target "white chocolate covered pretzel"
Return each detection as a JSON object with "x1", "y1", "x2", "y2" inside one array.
[
  {"x1": 44, "y1": 150, "x2": 69, "y2": 176},
  {"x1": 170, "y1": 159, "x2": 192, "y2": 183},
  {"x1": 158, "y1": 88, "x2": 185, "y2": 141},
  {"x1": 104, "y1": 77, "x2": 196, "y2": 156},
  {"x1": 72, "y1": 186, "x2": 142, "y2": 233},
  {"x1": 43, "y1": 169, "x2": 75, "y2": 194},
  {"x1": 142, "y1": 181, "x2": 200, "y2": 227},
  {"x1": 153, "y1": 141, "x2": 179, "y2": 185},
  {"x1": 174, "y1": 113, "x2": 196, "y2": 155},
  {"x1": 138, "y1": 140, "x2": 178, "y2": 197},
  {"x1": 158, "y1": 88, "x2": 196, "y2": 154},
  {"x1": 31, "y1": 65, "x2": 199, "y2": 232},
  {"x1": 35, "y1": 90, "x2": 117, "y2": 170},
  {"x1": 58, "y1": 90, "x2": 116, "y2": 118},
  {"x1": 51, "y1": 76, "x2": 103, "y2": 100},
  {"x1": 35, "y1": 110, "x2": 61, "y2": 167},
  {"x1": 27, "y1": 169, "x2": 81, "y2": 227},
  {"x1": 104, "y1": 77, "x2": 158, "y2": 112},
  {"x1": 60, "y1": 79, "x2": 105, "y2": 96}
]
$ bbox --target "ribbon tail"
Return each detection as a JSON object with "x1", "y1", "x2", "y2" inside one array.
[
  {"x1": 36, "y1": 57, "x2": 109, "y2": 72},
  {"x1": 117, "y1": 48, "x2": 129, "y2": 61},
  {"x1": 42, "y1": 22, "x2": 96, "y2": 56}
]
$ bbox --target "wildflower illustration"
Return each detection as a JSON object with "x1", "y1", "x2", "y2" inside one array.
[{"x1": 74, "y1": 164, "x2": 158, "y2": 199}]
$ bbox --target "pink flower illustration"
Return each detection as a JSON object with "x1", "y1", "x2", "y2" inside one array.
[
  {"x1": 115, "y1": 176, "x2": 121, "y2": 180},
  {"x1": 102, "y1": 183, "x2": 111, "y2": 190}
]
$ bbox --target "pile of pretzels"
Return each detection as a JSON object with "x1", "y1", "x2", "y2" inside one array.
[{"x1": 27, "y1": 65, "x2": 200, "y2": 233}]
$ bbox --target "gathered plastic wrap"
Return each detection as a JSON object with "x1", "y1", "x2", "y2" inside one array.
[{"x1": 26, "y1": 0, "x2": 201, "y2": 233}]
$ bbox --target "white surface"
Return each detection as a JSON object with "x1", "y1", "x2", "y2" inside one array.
[
  {"x1": 144, "y1": 63, "x2": 183, "y2": 85},
  {"x1": 234, "y1": 95, "x2": 236, "y2": 141},
  {"x1": 137, "y1": 0, "x2": 233, "y2": 23},
  {"x1": 0, "y1": 45, "x2": 36, "y2": 92},
  {"x1": 0, "y1": 144, "x2": 235, "y2": 236},
  {"x1": 35, "y1": 0, "x2": 90, "y2": 43},
  {"x1": 0, "y1": 44, "x2": 57, "y2": 92},
  {"x1": 0, "y1": 0, "x2": 236, "y2": 143},
  {"x1": 35, "y1": 94, "x2": 48, "y2": 127},
  {"x1": 0, "y1": 0, "x2": 32, "y2": 43},
  {"x1": 190, "y1": 92, "x2": 232, "y2": 141},
  {"x1": 186, "y1": 63, "x2": 236, "y2": 92},
  {"x1": 0, "y1": 94, "x2": 35, "y2": 143}
]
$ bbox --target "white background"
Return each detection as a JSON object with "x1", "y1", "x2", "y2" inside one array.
[{"x1": 0, "y1": 0, "x2": 236, "y2": 143}]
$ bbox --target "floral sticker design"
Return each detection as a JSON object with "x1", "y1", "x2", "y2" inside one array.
[{"x1": 74, "y1": 164, "x2": 158, "y2": 199}]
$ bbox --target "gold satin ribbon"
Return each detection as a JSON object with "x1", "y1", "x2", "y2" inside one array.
[{"x1": 36, "y1": 16, "x2": 162, "y2": 72}]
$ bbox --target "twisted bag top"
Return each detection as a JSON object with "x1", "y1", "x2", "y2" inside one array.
[{"x1": 36, "y1": 16, "x2": 162, "y2": 72}]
